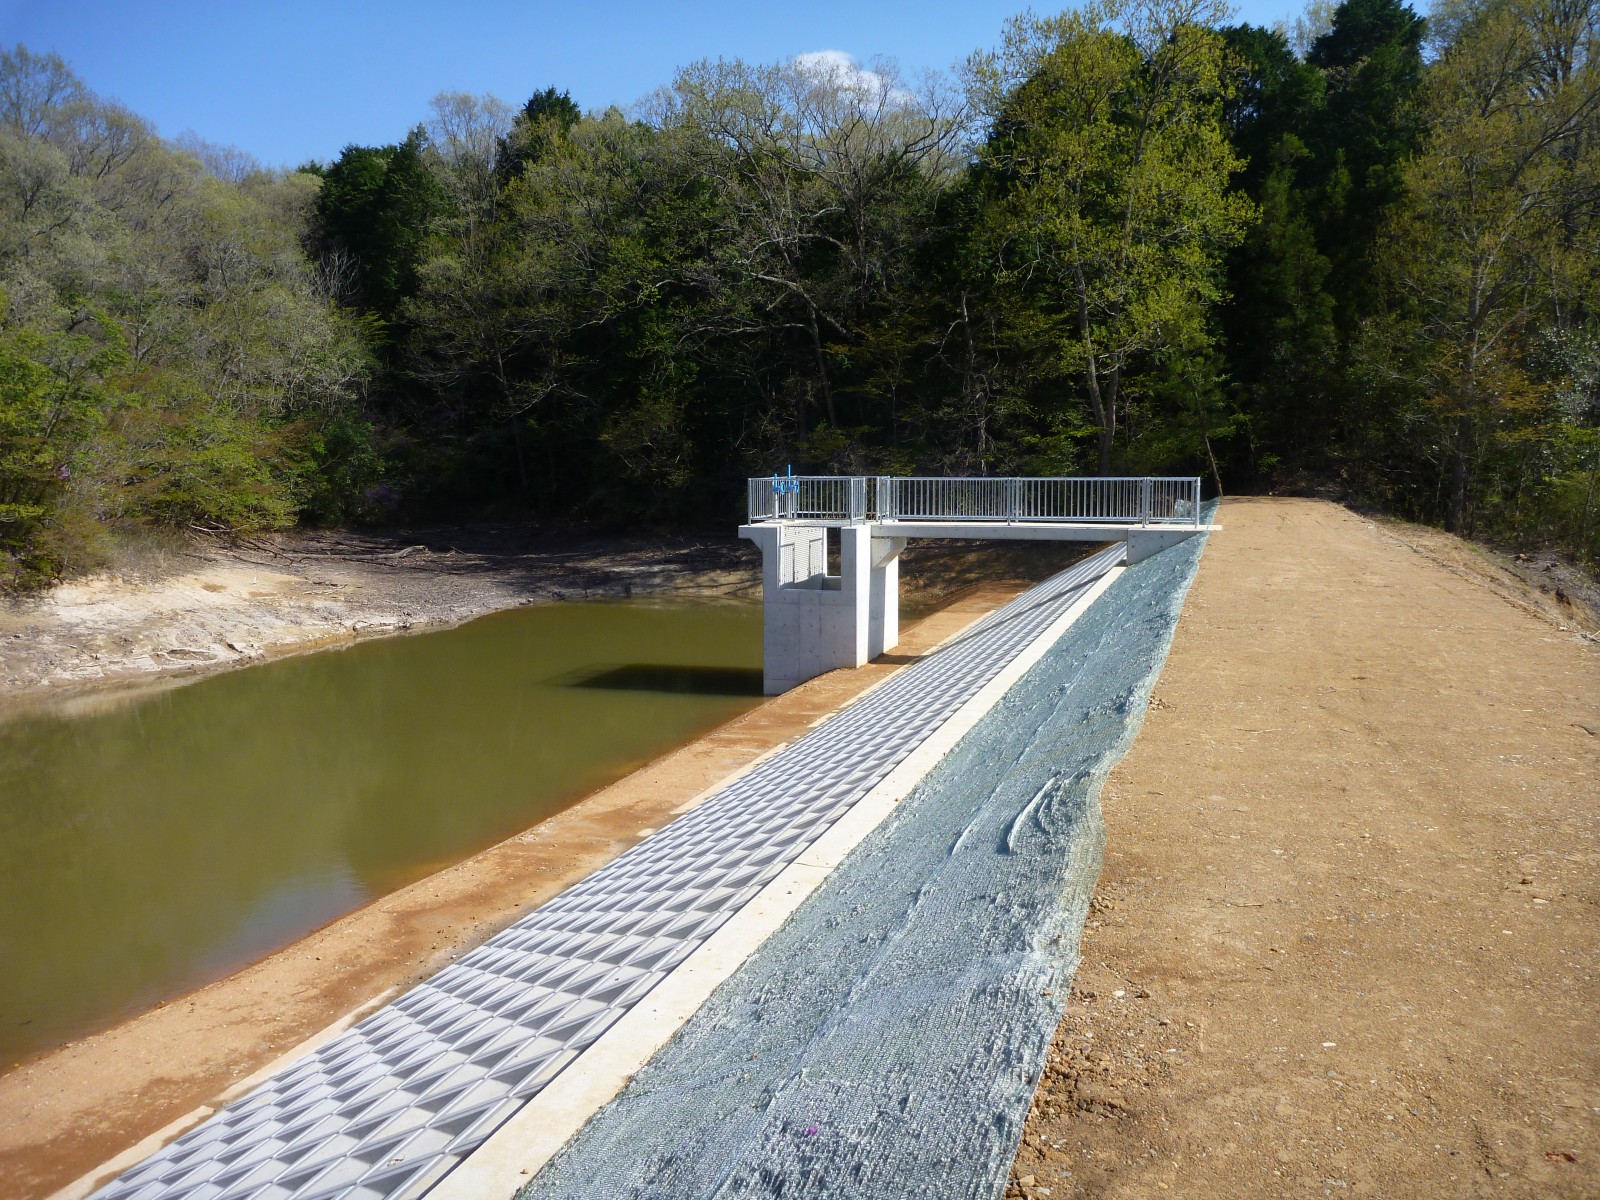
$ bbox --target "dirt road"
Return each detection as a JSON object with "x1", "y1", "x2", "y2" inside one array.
[{"x1": 1010, "y1": 498, "x2": 1599, "y2": 1199}]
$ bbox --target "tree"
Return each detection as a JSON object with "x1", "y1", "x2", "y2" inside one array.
[
  {"x1": 495, "y1": 87, "x2": 582, "y2": 185},
  {"x1": 0, "y1": 324, "x2": 112, "y2": 583},
  {"x1": 1219, "y1": 23, "x2": 1325, "y2": 196},
  {"x1": 654, "y1": 54, "x2": 965, "y2": 445},
  {"x1": 972, "y1": 0, "x2": 1255, "y2": 472},
  {"x1": 1303, "y1": 0, "x2": 1426, "y2": 328},
  {"x1": 0, "y1": 45, "x2": 371, "y2": 583},
  {"x1": 401, "y1": 92, "x2": 557, "y2": 491},
  {"x1": 1370, "y1": 0, "x2": 1599, "y2": 532},
  {"x1": 1214, "y1": 25, "x2": 1338, "y2": 476},
  {"x1": 313, "y1": 132, "x2": 444, "y2": 321}
]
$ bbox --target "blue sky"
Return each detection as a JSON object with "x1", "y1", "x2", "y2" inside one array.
[{"x1": 2, "y1": 0, "x2": 1307, "y2": 168}]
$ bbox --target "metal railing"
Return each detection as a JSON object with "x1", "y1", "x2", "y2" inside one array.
[
  {"x1": 747, "y1": 475, "x2": 1202, "y2": 527},
  {"x1": 747, "y1": 475, "x2": 866, "y2": 523}
]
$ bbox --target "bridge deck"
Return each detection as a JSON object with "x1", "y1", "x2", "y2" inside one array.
[
  {"x1": 747, "y1": 474, "x2": 1205, "y2": 528},
  {"x1": 93, "y1": 546, "x2": 1127, "y2": 1200},
  {"x1": 851, "y1": 520, "x2": 1215, "y2": 541}
]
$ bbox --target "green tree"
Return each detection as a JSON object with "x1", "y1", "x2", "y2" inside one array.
[
  {"x1": 402, "y1": 92, "x2": 553, "y2": 491},
  {"x1": 1303, "y1": 0, "x2": 1426, "y2": 329},
  {"x1": 1219, "y1": 23, "x2": 1324, "y2": 196},
  {"x1": 0, "y1": 45, "x2": 371, "y2": 583},
  {"x1": 1211, "y1": 2, "x2": 1424, "y2": 487},
  {"x1": 1215, "y1": 25, "x2": 1337, "y2": 476},
  {"x1": 0, "y1": 325, "x2": 114, "y2": 583},
  {"x1": 972, "y1": 0, "x2": 1256, "y2": 472},
  {"x1": 495, "y1": 87, "x2": 582, "y2": 185},
  {"x1": 1369, "y1": 0, "x2": 1598, "y2": 533},
  {"x1": 313, "y1": 131, "x2": 444, "y2": 321},
  {"x1": 653, "y1": 54, "x2": 964, "y2": 453}
]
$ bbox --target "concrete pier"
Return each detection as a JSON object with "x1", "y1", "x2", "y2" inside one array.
[{"x1": 737, "y1": 524, "x2": 908, "y2": 694}]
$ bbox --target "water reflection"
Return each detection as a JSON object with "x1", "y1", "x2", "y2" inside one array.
[{"x1": 0, "y1": 599, "x2": 761, "y2": 1068}]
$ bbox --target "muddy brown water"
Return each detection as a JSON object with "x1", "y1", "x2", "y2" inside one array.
[{"x1": 0, "y1": 599, "x2": 762, "y2": 1069}]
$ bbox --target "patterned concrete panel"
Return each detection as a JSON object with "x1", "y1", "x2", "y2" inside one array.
[{"x1": 91, "y1": 543, "x2": 1125, "y2": 1200}]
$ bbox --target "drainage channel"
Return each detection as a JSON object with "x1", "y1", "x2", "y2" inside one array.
[{"x1": 90, "y1": 543, "x2": 1127, "y2": 1200}]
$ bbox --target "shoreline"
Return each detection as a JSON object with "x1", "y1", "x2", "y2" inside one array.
[
  {"x1": 0, "y1": 563, "x2": 1069, "y2": 1200},
  {"x1": 0, "y1": 524, "x2": 1101, "y2": 719},
  {"x1": 0, "y1": 526, "x2": 762, "y2": 715}
]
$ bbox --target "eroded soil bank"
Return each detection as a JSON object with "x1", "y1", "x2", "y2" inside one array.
[
  {"x1": 0, "y1": 523, "x2": 1086, "y2": 710},
  {"x1": 0, "y1": 526, "x2": 757, "y2": 705},
  {"x1": 1009, "y1": 498, "x2": 1599, "y2": 1199},
  {"x1": 0, "y1": 536, "x2": 1082, "y2": 1200}
]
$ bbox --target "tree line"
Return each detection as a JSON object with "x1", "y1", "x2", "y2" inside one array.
[{"x1": 1, "y1": 0, "x2": 1595, "y2": 589}]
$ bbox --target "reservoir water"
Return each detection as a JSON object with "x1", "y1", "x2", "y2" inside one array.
[{"x1": 0, "y1": 599, "x2": 762, "y2": 1070}]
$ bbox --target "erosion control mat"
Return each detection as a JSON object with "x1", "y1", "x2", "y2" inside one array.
[{"x1": 522, "y1": 512, "x2": 1212, "y2": 1200}]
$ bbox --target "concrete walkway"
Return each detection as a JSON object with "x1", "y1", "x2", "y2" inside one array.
[{"x1": 92, "y1": 546, "x2": 1129, "y2": 1200}]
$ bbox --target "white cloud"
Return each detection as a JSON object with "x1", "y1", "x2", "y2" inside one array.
[
  {"x1": 792, "y1": 49, "x2": 895, "y2": 100},
  {"x1": 794, "y1": 49, "x2": 858, "y2": 75}
]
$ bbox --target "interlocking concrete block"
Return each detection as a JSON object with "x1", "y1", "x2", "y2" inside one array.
[{"x1": 90, "y1": 546, "x2": 1125, "y2": 1200}]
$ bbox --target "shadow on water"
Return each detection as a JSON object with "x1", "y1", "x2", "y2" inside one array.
[{"x1": 553, "y1": 664, "x2": 765, "y2": 696}]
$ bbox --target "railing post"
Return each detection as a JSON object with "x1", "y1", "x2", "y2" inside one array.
[{"x1": 1140, "y1": 477, "x2": 1151, "y2": 525}]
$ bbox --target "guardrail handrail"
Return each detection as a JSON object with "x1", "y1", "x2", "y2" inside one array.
[{"x1": 746, "y1": 475, "x2": 1201, "y2": 527}]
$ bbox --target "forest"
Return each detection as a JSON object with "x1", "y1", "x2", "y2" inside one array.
[{"x1": 0, "y1": 0, "x2": 1595, "y2": 589}]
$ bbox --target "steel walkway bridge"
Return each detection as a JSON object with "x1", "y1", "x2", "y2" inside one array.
[
  {"x1": 740, "y1": 474, "x2": 1212, "y2": 693},
  {"x1": 747, "y1": 473, "x2": 1204, "y2": 530}
]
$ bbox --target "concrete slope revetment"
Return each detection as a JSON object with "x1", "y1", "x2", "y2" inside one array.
[{"x1": 89, "y1": 543, "x2": 1134, "y2": 1200}]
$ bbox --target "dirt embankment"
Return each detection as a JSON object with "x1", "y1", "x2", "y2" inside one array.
[{"x1": 1009, "y1": 498, "x2": 1599, "y2": 1199}]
